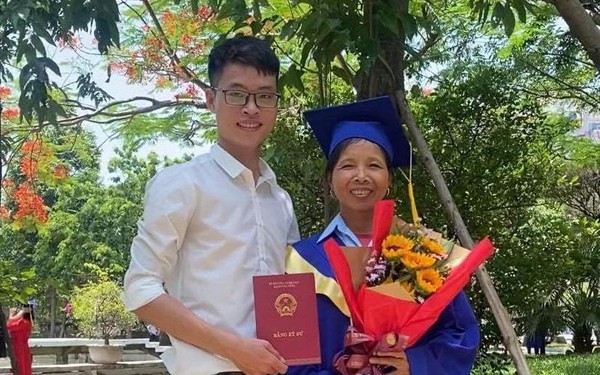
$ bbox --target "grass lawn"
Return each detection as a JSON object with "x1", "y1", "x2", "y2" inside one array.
[
  {"x1": 472, "y1": 353, "x2": 600, "y2": 375},
  {"x1": 528, "y1": 354, "x2": 600, "y2": 375}
]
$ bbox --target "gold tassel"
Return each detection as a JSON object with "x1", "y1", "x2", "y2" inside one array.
[
  {"x1": 408, "y1": 181, "x2": 419, "y2": 225},
  {"x1": 400, "y1": 143, "x2": 420, "y2": 224}
]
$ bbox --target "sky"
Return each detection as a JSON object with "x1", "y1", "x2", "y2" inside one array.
[{"x1": 48, "y1": 33, "x2": 211, "y2": 183}]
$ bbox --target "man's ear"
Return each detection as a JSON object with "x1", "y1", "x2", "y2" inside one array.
[{"x1": 205, "y1": 88, "x2": 216, "y2": 113}]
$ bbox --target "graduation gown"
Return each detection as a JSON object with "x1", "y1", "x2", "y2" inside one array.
[
  {"x1": 6, "y1": 316, "x2": 32, "y2": 375},
  {"x1": 285, "y1": 233, "x2": 479, "y2": 375}
]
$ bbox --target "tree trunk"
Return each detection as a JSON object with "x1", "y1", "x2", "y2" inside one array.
[
  {"x1": 355, "y1": 1, "x2": 407, "y2": 97},
  {"x1": 549, "y1": 0, "x2": 600, "y2": 74},
  {"x1": 0, "y1": 305, "x2": 20, "y2": 375},
  {"x1": 573, "y1": 326, "x2": 593, "y2": 353},
  {"x1": 393, "y1": 90, "x2": 532, "y2": 375}
]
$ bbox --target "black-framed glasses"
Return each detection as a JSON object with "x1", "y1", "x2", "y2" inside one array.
[{"x1": 212, "y1": 88, "x2": 280, "y2": 108}]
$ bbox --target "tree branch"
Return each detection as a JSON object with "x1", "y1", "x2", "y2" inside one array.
[
  {"x1": 9, "y1": 97, "x2": 206, "y2": 132},
  {"x1": 335, "y1": 53, "x2": 355, "y2": 83},
  {"x1": 518, "y1": 58, "x2": 600, "y2": 106},
  {"x1": 141, "y1": 0, "x2": 209, "y2": 90},
  {"x1": 405, "y1": 32, "x2": 440, "y2": 66}
]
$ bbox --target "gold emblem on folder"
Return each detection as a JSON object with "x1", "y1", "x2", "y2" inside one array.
[{"x1": 274, "y1": 293, "x2": 298, "y2": 317}]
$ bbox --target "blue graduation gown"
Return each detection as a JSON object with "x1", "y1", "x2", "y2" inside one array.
[{"x1": 285, "y1": 234, "x2": 479, "y2": 375}]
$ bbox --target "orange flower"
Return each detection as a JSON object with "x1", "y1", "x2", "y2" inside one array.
[
  {"x1": 400, "y1": 251, "x2": 436, "y2": 270},
  {"x1": 420, "y1": 237, "x2": 446, "y2": 256},
  {"x1": 415, "y1": 268, "x2": 443, "y2": 295}
]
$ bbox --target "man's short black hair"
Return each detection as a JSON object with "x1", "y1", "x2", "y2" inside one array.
[{"x1": 208, "y1": 35, "x2": 280, "y2": 87}]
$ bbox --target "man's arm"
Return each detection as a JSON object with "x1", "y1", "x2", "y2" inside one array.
[{"x1": 133, "y1": 294, "x2": 287, "y2": 375}]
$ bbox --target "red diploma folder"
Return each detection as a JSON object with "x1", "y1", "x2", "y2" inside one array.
[{"x1": 253, "y1": 273, "x2": 321, "y2": 365}]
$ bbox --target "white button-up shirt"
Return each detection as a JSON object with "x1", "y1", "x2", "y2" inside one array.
[{"x1": 124, "y1": 144, "x2": 300, "y2": 375}]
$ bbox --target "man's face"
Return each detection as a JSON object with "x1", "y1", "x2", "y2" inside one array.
[{"x1": 205, "y1": 63, "x2": 278, "y2": 155}]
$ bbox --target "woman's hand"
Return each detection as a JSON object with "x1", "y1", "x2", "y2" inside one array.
[
  {"x1": 8, "y1": 308, "x2": 24, "y2": 321},
  {"x1": 369, "y1": 350, "x2": 410, "y2": 375}
]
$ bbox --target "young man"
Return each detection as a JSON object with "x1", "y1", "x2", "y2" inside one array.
[{"x1": 123, "y1": 36, "x2": 300, "y2": 375}]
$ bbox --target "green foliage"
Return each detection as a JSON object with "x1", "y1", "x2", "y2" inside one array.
[
  {"x1": 71, "y1": 279, "x2": 137, "y2": 345},
  {"x1": 0, "y1": 259, "x2": 36, "y2": 306},
  {"x1": 76, "y1": 73, "x2": 114, "y2": 107},
  {"x1": 561, "y1": 138, "x2": 600, "y2": 169},
  {"x1": 407, "y1": 62, "x2": 577, "y2": 348},
  {"x1": 471, "y1": 353, "x2": 515, "y2": 375},
  {"x1": 0, "y1": 0, "x2": 120, "y2": 124},
  {"x1": 265, "y1": 108, "x2": 326, "y2": 237},
  {"x1": 470, "y1": 0, "x2": 536, "y2": 36}
]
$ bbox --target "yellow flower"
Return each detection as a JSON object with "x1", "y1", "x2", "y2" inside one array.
[
  {"x1": 400, "y1": 251, "x2": 436, "y2": 270},
  {"x1": 420, "y1": 237, "x2": 446, "y2": 256},
  {"x1": 416, "y1": 268, "x2": 443, "y2": 295},
  {"x1": 382, "y1": 234, "x2": 414, "y2": 257}
]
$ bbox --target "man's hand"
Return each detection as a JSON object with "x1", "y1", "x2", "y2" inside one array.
[
  {"x1": 226, "y1": 337, "x2": 288, "y2": 375},
  {"x1": 369, "y1": 350, "x2": 410, "y2": 375}
]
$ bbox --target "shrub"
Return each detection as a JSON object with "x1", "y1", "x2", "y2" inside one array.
[{"x1": 71, "y1": 280, "x2": 138, "y2": 345}]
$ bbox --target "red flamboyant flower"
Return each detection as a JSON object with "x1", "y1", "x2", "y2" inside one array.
[
  {"x1": 12, "y1": 184, "x2": 48, "y2": 224},
  {"x1": 0, "y1": 86, "x2": 10, "y2": 99},
  {"x1": 20, "y1": 158, "x2": 39, "y2": 181},
  {"x1": 185, "y1": 84, "x2": 199, "y2": 97},
  {"x1": 52, "y1": 165, "x2": 70, "y2": 180},
  {"x1": 19, "y1": 140, "x2": 53, "y2": 182},
  {"x1": 180, "y1": 33, "x2": 192, "y2": 46},
  {"x1": 197, "y1": 5, "x2": 213, "y2": 20},
  {"x1": 58, "y1": 32, "x2": 81, "y2": 50},
  {"x1": 1, "y1": 107, "x2": 19, "y2": 120}
]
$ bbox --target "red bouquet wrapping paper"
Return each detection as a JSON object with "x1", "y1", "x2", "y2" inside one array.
[{"x1": 325, "y1": 200, "x2": 494, "y2": 347}]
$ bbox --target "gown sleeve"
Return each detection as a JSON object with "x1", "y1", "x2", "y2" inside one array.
[{"x1": 405, "y1": 292, "x2": 479, "y2": 375}]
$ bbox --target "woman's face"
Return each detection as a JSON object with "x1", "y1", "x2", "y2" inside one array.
[{"x1": 330, "y1": 139, "x2": 392, "y2": 215}]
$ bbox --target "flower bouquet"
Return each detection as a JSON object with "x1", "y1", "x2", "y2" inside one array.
[{"x1": 326, "y1": 200, "x2": 494, "y2": 374}]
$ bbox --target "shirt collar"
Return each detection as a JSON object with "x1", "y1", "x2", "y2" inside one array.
[
  {"x1": 210, "y1": 144, "x2": 277, "y2": 184},
  {"x1": 317, "y1": 213, "x2": 362, "y2": 246}
]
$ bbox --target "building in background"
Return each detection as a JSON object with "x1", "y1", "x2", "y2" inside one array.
[{"x1": 574, "y1": 111, "x2": 600, "y2": 142}]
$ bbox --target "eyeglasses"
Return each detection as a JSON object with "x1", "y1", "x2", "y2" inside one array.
[{"x1": 212, "y1": 88, "x2": 280, "y2": 108}]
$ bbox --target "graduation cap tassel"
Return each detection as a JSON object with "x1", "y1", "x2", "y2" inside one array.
[
  {"x1": 407, "y1": 182, "x2": 418, "y2": 225},
  {"x1": 400, "y1": 146, "x2": 419, "y2": 225},
  {"x1": 393, "y1": 90, "x2": 531, "y2": 375}
]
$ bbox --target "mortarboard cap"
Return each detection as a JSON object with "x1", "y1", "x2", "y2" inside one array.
[{"x1": 303, "y1": 96, "x2": 411, "y2": 167}]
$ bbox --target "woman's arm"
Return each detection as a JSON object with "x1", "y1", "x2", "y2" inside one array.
[{"x1": 405, "y1": 292, "x2": 479, "y2": 375}]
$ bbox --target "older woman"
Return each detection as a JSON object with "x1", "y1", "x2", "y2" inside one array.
[{"x1": 286, "y1": 97, "x2": 479, "y2": 375}]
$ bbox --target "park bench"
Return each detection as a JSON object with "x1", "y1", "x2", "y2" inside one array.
[{"x1": 28, "y1": 338, "x2": 169, "y2": 363}]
